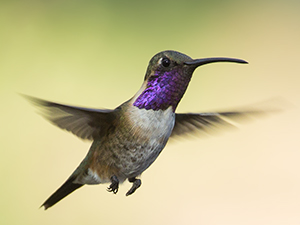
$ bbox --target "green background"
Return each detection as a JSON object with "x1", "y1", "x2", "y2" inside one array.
[{"x1": 1, "y1": 1, "x2": 300, "y2": 224}]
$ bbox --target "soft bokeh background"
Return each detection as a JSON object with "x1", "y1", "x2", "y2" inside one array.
[{"x1": 1, "y1": 0, "x2": 300, "y2": 224}]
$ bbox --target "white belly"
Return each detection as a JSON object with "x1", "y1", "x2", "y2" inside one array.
[{"x1": 121, "y1": 106, "x2": 175, "y2": 177}]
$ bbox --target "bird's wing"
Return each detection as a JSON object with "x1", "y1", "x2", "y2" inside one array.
[
  {"x1": 23, "y1": 95, "x2": 115, "y2": 141},
  {"x1": 171, "y1": 111, "x2": 265, "y2": 138},
  {"x1": 170, "y1": 97, "x2": 289, "y2": 138}
]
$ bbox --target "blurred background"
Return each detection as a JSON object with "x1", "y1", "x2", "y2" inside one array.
[{"x1": 1, "y1": 0, "x2": 300, "y2": 224}]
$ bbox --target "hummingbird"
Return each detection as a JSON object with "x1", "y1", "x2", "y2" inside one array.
[{"x1": 25, "y1": 50, "x2": 252, "y2": 210}]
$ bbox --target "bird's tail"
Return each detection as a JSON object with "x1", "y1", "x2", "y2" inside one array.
[{"x1": 41, "y1": 176, "x2": 83, "y2": 210}]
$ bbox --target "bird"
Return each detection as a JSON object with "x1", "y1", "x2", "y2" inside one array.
[{"x1": 24, "y1": 50, "x2": 255, "y2": 210}]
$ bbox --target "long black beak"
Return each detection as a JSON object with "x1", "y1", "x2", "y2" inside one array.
[{"x1": 184, "y1": 57, "x2": 248, "y2": 67}]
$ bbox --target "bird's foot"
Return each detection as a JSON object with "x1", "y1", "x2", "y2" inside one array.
[
  {"x1": 107, "y1": 175, "x2": 119, "y2": 194},
  {"x1": 126, "y1": 177, "x2": 141, "y2": 196}
]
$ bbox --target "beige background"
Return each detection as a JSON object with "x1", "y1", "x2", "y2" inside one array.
[{"x1": 1, "y1": 1, "x2": 300, "y2": 224}]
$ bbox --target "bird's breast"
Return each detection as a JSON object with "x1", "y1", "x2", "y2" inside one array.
[
  {"x1": 117, "y1": 105, "x2": 175, "y2": 177},
  {"x1": 127, "y1": 105, "x2": 175, "y2": 138}
]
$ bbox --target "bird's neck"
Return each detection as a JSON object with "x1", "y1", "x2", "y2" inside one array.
[{"x1": 133, "y1": 70, "x2": 191, "y2": 112}]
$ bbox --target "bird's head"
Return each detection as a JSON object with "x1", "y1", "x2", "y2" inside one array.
[{"x1": 133, "y1": 50, "x2": 247, "y2": 112}]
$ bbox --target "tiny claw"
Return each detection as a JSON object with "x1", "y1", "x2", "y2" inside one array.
[
  {"x1": 107, "y1": 186, "x2": 118, "y2": 194},
  {"x1": 107, "y1": 175, "x2": 119, "y2": 194},
  {"x1": 126, "y1": 178, "x2": 141, "y2": 196}
]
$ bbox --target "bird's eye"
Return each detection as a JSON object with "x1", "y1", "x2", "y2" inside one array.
[{"x1": 161, "y1": 57, "x2": 171, "y2": 67}]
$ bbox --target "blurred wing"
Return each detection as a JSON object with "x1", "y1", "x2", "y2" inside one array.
[
  {"x1": 23, "y1": 95, "x2": 115, "y2": 141},
  {"x1": 171, "y1": 110, "x2": 269, "y2": 138},
  {"x1": 171, "y1": 98, "x2": 288, "y2": 138}
]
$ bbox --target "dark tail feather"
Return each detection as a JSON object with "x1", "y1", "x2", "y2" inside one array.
[{"x1": 41, "y1": 177, "x2": 83, "y2": 210}]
